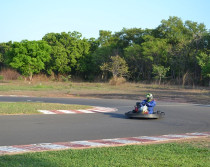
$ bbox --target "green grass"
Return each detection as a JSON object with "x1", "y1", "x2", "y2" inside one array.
[
  {"x1": 0, "y1": 142, "x2": 209, "y2": 167},
  {"x1": 0, "y1": 102, "x2": 91, "y2": 115}
]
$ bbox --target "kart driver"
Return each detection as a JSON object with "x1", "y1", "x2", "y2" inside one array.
[{"x1": 139, "y1": 93, "x2": 156, "y2": 114}]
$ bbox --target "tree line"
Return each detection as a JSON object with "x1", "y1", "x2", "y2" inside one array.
[{"x1": 0, "y1": 16, "x2": 209, "y2": 85}]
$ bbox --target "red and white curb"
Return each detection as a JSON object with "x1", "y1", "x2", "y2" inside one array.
[
  {"x1": 0, "y1": 132, "x2": 209, "y2": 155},
  {"x1": 38, "y1": 106, "x2": 117, "y2": 114}
]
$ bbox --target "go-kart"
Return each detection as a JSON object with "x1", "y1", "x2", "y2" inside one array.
[{"x1": 125, "y1": 102, "x2": 165, "y2": 119}]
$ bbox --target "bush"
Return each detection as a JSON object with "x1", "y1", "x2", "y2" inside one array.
[
  {"x1": 0, "y1": 68, "x2": 21, "y2": 80},
  {"x1": 0, "y1": 75, "x2": 3, "y2": 80},
  {"x1": 33, "y1": 74, "x2": 50, "y2": 82},
  {"x1": 109, "y1": 77, "x2": 126, "y2": 85},
  {"x1": 61, "y1": 75, "x2": 71, "y2": 82}
]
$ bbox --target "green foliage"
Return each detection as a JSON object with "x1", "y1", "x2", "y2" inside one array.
[
  {"x1": 141, "y1": 35, "x2": 169, "y2": 64},
  {"x1": 156, "y1": 16, "x2": 208, "y2": 84},
  {"x1": 115, "y1": 28, "x2": 146, "y2": 47},
  {"x1": 5, "y1": 40, "x2": 51, "y2": 81},
  {"x1": 124, "y1": 44, "x2": 144, "y2": 80},
  {"x1": 0, "y1": 41, "x2": 12, "y2": 64},
  {"x1": 158, "y1": 16, "x2": 186, "y2": 45},
  {"x1": 197, "y1": 52, "x2": 210, "y2": 78},
  {"x1": 0, "y1": 75, "x2": 3, "y2": 80},
  {"x1": 98, "y1": 30, "x2": 113, "y2": 47},
  {"x1": 42, "y1": 31, "x2": 90, "y2": 75}
]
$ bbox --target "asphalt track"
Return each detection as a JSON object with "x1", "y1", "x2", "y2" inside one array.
[{"x1": 0, "y1": 96, "x2": 209, "y2": 146}]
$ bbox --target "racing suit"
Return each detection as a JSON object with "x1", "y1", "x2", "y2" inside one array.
[{"x1": 140, "y1": 99, "x2": 156, "y2": 114}]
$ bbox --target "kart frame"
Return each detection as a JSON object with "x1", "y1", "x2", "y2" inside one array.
[{"x1": 125, "y1": 110, "x2": 165, "y2": 119}]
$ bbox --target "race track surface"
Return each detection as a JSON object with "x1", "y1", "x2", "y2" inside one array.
[{"x1": 0, "y1": 96, "x2": 209, "y2": 146}]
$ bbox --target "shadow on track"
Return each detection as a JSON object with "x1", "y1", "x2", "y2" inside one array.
[
  {"x1": 103, "y1": 112, "x2": 126, "y2": 119},
  {"x1": 103, "y1": 112, "x2": 159, "y2": 121}
]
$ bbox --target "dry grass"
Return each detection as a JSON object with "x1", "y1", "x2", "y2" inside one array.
[
  {"x1": 109, "y1": 77, "x2": 126, "y2": 85},
  {"x1": 0, "y1": 80, "x2": 209, "y2": 104},
  {"x1": 32, "y1": 74, "x2": 51, "y2": 82},
  {"x1": 0, "y1": 68, "x2": 21, "y2": 80}
]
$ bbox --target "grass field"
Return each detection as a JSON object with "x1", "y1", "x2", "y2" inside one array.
[
  {"x1": 0, "y1": 138, "x2": 209, "y2": 167},
  {"x1": 0, "y1": 102, "x2": 91, "y2": 115},
  {"x1": 0, "y1": 80, "x2": 209, "y2": 104}
]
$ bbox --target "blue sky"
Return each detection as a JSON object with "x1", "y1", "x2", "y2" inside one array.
[{"x1": 1, "y1": 0, "x2": 210, "y2": 42}]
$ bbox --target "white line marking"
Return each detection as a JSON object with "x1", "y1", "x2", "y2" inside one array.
[
  {"x1": 38, "y1": 107, "x2": 117, "y2": 114},
  {"x1": 163, "y1": 135, "x2": 194, "y2": 138},
  {"x1": 57, "y1": 110, "x2": 77, "y2": 114},
  {"x1": 38, "y1": 144, "x2": 70, "y2": 150},
  {"x1": 0, "y1": 146, "x2": 28, "y2": 153},
  {"x1": 71, "y1": 141, "x2": 107, "y2": 146},
  {"x1": 104, "y1": 139, "x2": 140, "y2": 144},
  {"x1": 77, "y1": 110, "x2": 95, "y2": 113},
  {"x1": 38, "y1": 110, "x2": 56, "y2": 114}
]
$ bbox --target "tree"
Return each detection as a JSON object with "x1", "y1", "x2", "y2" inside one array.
[
  {"x1": 141, "y1": 36, "x2": 170, "y2": 80},
  {"x1": 124, "y1": 44, "x2": 145, "y2": 80},
  {"x1": 157, "y1": 16, "x2": 186, "y2": 45},
  {"x1": 196, "y1": 52, "x2": 210, "y2": 85},
  {"x1": 152, "y1": 65, "x2": 170, "y2": 85},
  {"x1": 114, "y1": 28, "x2": 146, "y2": 48},
  {"x1": 98, "y1": 30, "x2": 113, "y2": 47},
  {"x1": 156, "y1": 16, "x2": 208, "y2": 84},
  {"x1": 141, "y1": 35, "x2": 169, "y2": 64},
  {"x1": 6, "y1": 40, "x2": 51, "y2": 81},
  {"x1": 42, "y1": 31, "x2": 90, "y2": 76},
  {"x1": 51, "y1": 45, "x2": 70, "y2": 74},
  {"x1": 100, "y1": 55, "x2": 128, "y2": 78},
  {"x1": 0, "y1": 41, "x2": 12, "y2": 67},
  {"x1": 88, "y1": 38, "x2": 100, "y2": 53}
]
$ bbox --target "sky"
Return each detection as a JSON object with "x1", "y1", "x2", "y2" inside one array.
[{"x1": 1, "y1": 0, "x2": 210, "y2": 43}]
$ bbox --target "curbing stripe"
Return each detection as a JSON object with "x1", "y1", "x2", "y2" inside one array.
[
  {"x1": 90, "y1": 140, "x2": 123, "y2": 145},
  {"x1": 38, "y1": 106, "x2": 118, "y2": 114},
  {"x1": 134, "y1": 136, "x2": 170, "y2": 141},
  {"x1": 37, "y1": 143, "x2": 70, "y2": 150},
  {"x1": 162, "y1": 134, "x2": 195, "y2": 138},
  {"x1": 57, "y1": 110, "x2": 77, "y2": 114},
  {"x1": 0, "y1": 132, "x2": 209, "y2": 155},
  {"x1": 104, "y1": 139, "x2": 141, "y2": 144},
  {"x1": 50, "y1": 110, "x2": 66, "y2": 114},
  {"x1": 71, "y1": 141, "x2": 107, "y2": 147},
  {"x1": 77, "y1": 110, "x2": 95, "y2": 113},
  {"x1": 0, "y1": 146, "x2": 28, "y2": 153},
  {"x1": 54, "y1": 142, "x2": 90, "y2": 148},
  {"x1": 38, "y1": 110, "x2": 56, "y2": 114}
]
